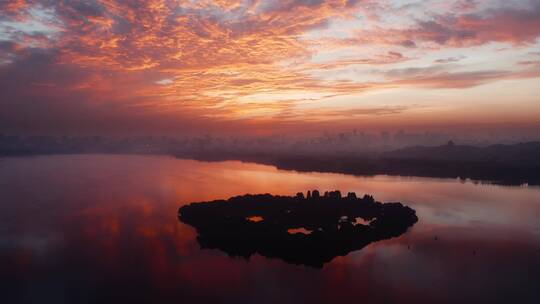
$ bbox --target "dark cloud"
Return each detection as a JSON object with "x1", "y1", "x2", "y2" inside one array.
[
  {"x1": 69, "y1": 1, "x2": 105, "y2": 17},
  {"x1": 452, "y1": 0, "x2": 478, "y2": 11},
  {"x1": 382, "y1": 65, "x2": 521, "y2": 88},
  {"x1": 413, "y1": 20, "x2": 477, "y2": 45},
  {"x1": 411, "y1": 2, "x2": 540, "y2": 46},
  {"x1": 0, "y1": 40, "x2": 17, "y2": 52},
  {"x1": 518, "y1": 60, "x2": 540, "y2": 66},
  {"x1": 400, "y1": 40, "x2": 417, "y2": 48},
  {"x1": 434, "y1": 56, "x2": 466, "y2": 64}
]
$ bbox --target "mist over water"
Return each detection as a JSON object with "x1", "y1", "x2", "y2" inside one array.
[{"x1": 1, "y1": 155, "x2": 539, "y2": 303}]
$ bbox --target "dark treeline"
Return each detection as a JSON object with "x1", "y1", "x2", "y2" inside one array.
[{"x1": 180, "y1": 141, "x2": 540, "y2": 186}]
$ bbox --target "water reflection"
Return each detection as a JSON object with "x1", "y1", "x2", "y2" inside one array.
[{"x1": 0, "y1": 155, "x2": 539, "y2": 303}]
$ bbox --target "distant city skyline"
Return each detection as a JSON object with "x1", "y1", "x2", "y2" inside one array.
[{"x1": 1, "y1": 0, "x2": 539, "y2": 136}]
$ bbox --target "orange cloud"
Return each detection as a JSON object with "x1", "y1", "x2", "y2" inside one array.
[{"x1": 0, "y1": 0, "x2": 539, "y2": 134}]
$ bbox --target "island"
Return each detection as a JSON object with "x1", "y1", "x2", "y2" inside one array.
[{"x1": 178, "y1": 190, "x2": 418, "y2": 268}]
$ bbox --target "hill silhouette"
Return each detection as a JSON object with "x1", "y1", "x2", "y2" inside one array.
[{"x1": 266, "y1": 142, "x2": 540, "y2": 185}]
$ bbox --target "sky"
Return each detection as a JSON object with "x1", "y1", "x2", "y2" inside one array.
[{"x1": 1, "y1": 0, "x2": 539, "y2": 136}]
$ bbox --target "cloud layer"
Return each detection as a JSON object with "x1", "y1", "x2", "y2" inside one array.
[{"x1": 1, "y1": 0, "x2": 539, "y2": 134}]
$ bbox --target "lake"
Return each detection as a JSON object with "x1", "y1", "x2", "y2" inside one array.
[{"x1": 1, "y1": 155, "x2": 539, "y2": 303}]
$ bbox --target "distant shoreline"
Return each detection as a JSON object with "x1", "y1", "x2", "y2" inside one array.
[
  {"x1": 175, "y1": 142, "x2": 540, "y2": 186},
  {"x1": 2, "y1": 142, "x2": 540, "y2": 186}
]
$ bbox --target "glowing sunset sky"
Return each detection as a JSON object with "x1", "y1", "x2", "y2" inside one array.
[{"x1": 1, "y1": 0, "x2": 539, "y2": 135}]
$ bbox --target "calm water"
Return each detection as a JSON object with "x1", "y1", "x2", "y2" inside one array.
[{"x1": 1, "y1": 155, "x2": 539, "y2": 304}]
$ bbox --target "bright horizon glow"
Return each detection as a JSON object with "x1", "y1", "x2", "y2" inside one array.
[{"x1": 0, "y1": 0, "x2": 539, "y2": 135}]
